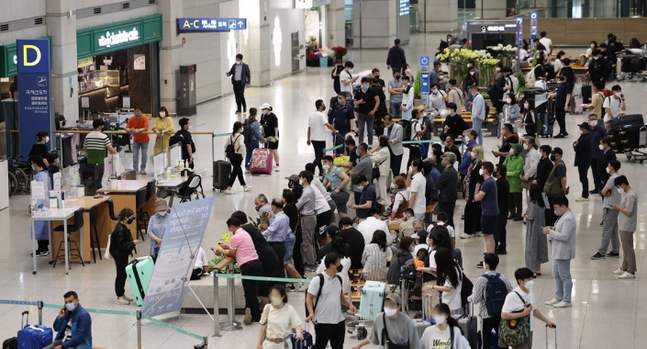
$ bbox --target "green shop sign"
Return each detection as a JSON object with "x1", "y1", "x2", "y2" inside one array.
[{"x1": 77, "y1": 14, "x2": 163, "y2": 58}]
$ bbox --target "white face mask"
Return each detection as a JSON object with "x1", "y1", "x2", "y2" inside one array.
[
  {"x1": 322, "y1": 164, "x2": 330, "y2": 172},
  {"x1": 478, "y1": 168, "x2": 485, "y2": 176},
  {"x1": 524, "y1": 280, "x2": 535, "y2": 292},
  {"x1": 65, "y1": 302, "x2": 76, "y2": 312},
  {"x1": 615, "y1": 92, "x2": 622, "y2": 98},
  {"x1": 158, "y1": 211, "x2": 168, "y2": 217},
  {"x1": 433, "y1": 314, "x2": 447, "y2": 325},
  {"x1": 432, "y1": 89, "x2": 438, "y2": 95},
  {"x1": 510, "y1": 149, "x2": 516, "y2": 156},
  {"x1": 384, "y1": 307, "x2": 398, "y2": 317},
  {"x1": 617, "y1": 187, "x2": 625, "y2": 194},
  {"x1": 270, "y1": 296, "x2": 283, "y2": 306},
  {"x1": 495, "y1": 67, "x2": 501, "y2": 72},
  {"x1": 606, "y1": 167, "x2": 611, "y2": 174},
  {"x1": 599, "y1": 144, "x2": 605, "y2": 151},
  {"x1": 159, "y1": 111, "x2": 166, "y2": 117},
  {"x1": 505, "y1": 98, "x2": 512, "y2": 104},
  {"x1": 409, "y1": 166, "x2": 413, "y2": 173},
  {"x1": 188, "y1": 125, "x2": 192, "y2": 130},
  {"x1": 590, "y1": 120, "x2": 597, "y2": 127},
  {"x1": 299, "y1": 179, "x2": 303, "y2": 185},
  {"x1": 45, "y1": 136, "x2": 50, "y2": 143},
  {"x1": 470, "y1": 71, "x2": 475, "y2": 76}
]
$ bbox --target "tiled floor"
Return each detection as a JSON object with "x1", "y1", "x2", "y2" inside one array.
[{"x1": 1, "y1": 33, "x2": 646, "y2": 348}]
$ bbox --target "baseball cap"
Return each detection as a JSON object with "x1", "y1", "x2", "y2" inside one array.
[
  {"x1": 385, "y1": 293, "x2": 402, "y2": 305},
  {"x1": 578, "y1": 122, "x2": 590, "y2": 129},
  {"x1": 286, "y1": 174, "x2": 299, "y2": 183},
  {"x1": 550, "y1": 147, "x2": 563, "y2": 155},
  {"x1": 260, "y1": 103, "x2": 271, "y2": 110},
  {"x1": 155, "y1": 198, "x2": 170, "y2": 213}
]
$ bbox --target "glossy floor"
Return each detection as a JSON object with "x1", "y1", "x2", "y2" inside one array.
[{"x1": 1, "y1": 34, "x2": 646, "y2": 348}]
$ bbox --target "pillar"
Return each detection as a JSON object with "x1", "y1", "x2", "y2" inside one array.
[
  {"x1": 244, "y1": 0, "x2": 271, "y2": 86},
  {"x1": 158, "y1": 0, "x2": 184, "y2": 113},
  {"x1": 353, "y1": 0, "x2": 397, "y2": 49},
  {"x1": 422, "y1": 0, "x2": 458, "y2": 33},
  {"x1": 46, "y1": 0, "x2": 79, "y2": 122},
  {"x1": 326, "y1": 0, "x2": 346, "y2": 48},
  {"x1": 474, "y1": 0, "x2": 507, "y2": 19}
]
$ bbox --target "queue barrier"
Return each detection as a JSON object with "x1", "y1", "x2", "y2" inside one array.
[{"x1": 0, "y1": 299, "x2": 208, "y2": 349}]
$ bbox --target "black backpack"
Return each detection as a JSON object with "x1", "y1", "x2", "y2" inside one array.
[
  {"x1": 460, "y1": 270, "x2": 474, "y2": 312},
  {"x1": 226, "y1": 135, "x2": 241, "y2": 158},
  {"x1": 421, "y1": 116, "x2": 433, "y2": 140},
  {"x1": 169, "y1": 131, "x2": 183, "y2": 148},
  {"x1": 304, "y1": 273, "x2": 342, "y2": 317},
  {"x1": 481, "y1": 273, "x2": 509, "y2": 316},
  {"x1": 242, "y1": 120, "x2": 253, "y2": 144}
]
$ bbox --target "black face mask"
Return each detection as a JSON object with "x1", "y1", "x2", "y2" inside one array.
[
  {"x1": 337, "y1": 265, "x2": 343, "y2": 273},
  {"x1": 550, "y1": 155, "x2": 556, "y2": 162},
  {"x1": 126, "y1": 217, "x2": 135, "y2": 224},
  {"x1": 374, "y1": 75, "x2": 380, "y2": 80}
]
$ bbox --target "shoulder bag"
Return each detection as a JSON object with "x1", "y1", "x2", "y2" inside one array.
[{"x1": 498, "y1": 291, "x2": 531, "y2": 347}]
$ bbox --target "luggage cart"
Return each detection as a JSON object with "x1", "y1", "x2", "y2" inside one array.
[{"x1": 627, "y1": 126, "x2": 647, "y2": 163}]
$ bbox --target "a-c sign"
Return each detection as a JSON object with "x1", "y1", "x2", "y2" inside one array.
[{"x1": 17, "y1": 39, "x2": 50, "y2": 74}]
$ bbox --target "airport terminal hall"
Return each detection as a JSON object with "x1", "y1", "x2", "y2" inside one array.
[{"x1": 2, "y1": 0, "x2": 647, "y2": 348}]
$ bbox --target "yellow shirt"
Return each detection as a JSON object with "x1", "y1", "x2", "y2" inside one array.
[
  {"x1": 152, "y1": 117, "x2": 175, "y2": 153},
  {"x1": 591, "y1": 92, "x2": 604, "y2": 120}
]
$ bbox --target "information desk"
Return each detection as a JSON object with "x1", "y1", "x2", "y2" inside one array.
[
  {"x1": 50, "y1": 196, "x2": 112, "y2": 263},
  {"x1": 98, "y1": 180, "x2": 156, "y2": 238}
]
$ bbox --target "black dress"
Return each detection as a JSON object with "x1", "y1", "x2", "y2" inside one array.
[
  {"x1": 463, "y1": 161, "x2": 483, "y2": 235},
  {"x1": 522, "y1": 111, "x2": 537, "y2": 136}
]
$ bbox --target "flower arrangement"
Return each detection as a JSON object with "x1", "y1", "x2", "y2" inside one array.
[
  {"x1": 208, "y1": 233, "x2": 241, "y2": 273},
  {"x1": 331, "y1": 46, "x2": 348, "y2": 59},
  {"x1": 319, "y1": 47, "x2": 334, "y2": 58},
  {"x1": 491, "y1": 44, "x2": 518, "y2": 56}
]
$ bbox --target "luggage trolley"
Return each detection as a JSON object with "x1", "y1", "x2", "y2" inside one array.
[
  {"x1": 616, "y1": 49, "x2": 647, "y2": 82},
  {"x1": 627, "y1": 126, "x2": 647, "y2": 163}
]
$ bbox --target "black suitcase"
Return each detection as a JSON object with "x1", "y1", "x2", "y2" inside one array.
[
  {"x1": 2, "y1": 337, "x2": 17, "y2": 349},
  {"x1": 213, "y1": 160, "x2": 230, "y2": 190},
  {"x1": 608, "y1": 114, "x2": 644, "y2": 132},
  {"x1": 581, "y1": 85, "x2": 592, "y2": 104},
  {"x1": 458, "y1": 303, "x2": 478, "y2": 349},
  {"x1": 333, "y1": 133, "x2": 345, "y2": 155}
]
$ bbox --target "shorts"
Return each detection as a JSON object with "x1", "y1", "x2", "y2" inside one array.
[
  {"x1": 481, "y1": 215, "x2": 498, "y2": 235},
  {"x1": 267, "y1": 141, "x2": 279, "y2": 150},
  {"x1": 283, "y1": 231, "x2": 296, "y2": 264}
]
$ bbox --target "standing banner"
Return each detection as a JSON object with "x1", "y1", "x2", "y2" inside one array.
[
  {"x1": 17, "y1": 39, "x2": 52, "y2": 159},
  {"x1": 141, "y1": 197, "x2": 214, "y2": 317}
]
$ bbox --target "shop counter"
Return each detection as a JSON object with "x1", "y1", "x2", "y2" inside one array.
[{"x1": 98, "y1": 180, "x2": 156, "y2": 239}]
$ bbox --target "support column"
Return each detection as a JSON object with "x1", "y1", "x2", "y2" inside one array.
[
  {"x1": 353, "y1": 0, "x2": 397, "y2": 49},
  {"x1": 475, "y1": 0, "x2": 507, "y2": 19},
  {"x1": 422, "y1": 0, "x2": 458, "y2": 33},
  {"x1": 158, "y1": 0, "x2": 184, "y2": 113},
  {"x1": 244, "y1": 0, "x2": 271, "y2": 86},
  {"x1": 326, "y1": 0, "x2": 346, "y2": 47},
  {"x1": 46, "y1": 0, "x2": 79, "y2": 122}
]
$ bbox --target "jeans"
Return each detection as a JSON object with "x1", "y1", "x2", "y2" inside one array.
[
  {"x1": 472, "y1": 118, "x2": 484, "y2": 145},
  {"x1": 240, "y1": 259, "x2": 263, "y2": 321},
  {"x1": 283, "y1": 232, "x2": 296, "y2": 264},
  {"x1": 620, "y1": 230, "x2": 637, "y2": 273},
  {"x1": 598, "y1": 208, "x2": 620, "y2": 255},
  {"x1": 314, "y1": 321, "x2": 345, "y2": 349},
  {"x1": 330, "y1": 190, "x2": 350, "y2": 214},
  {"x1": 311, "y1": 140, "x2": 326, "y2": 174},
  {"x1": 245, "y1": 139, "x2": 259, "y2": 169},
  {"x1": 357, "y1": 113, "x2": 374, "y2": 145},
  {"x1": 577, "y1": 164, "x2": 589, "y2": 198},
  {"x1": 227, "y1": 154, "x2": 246, "y2": 187},
  {"x1": 402, "y1": 105, "x2": 412, "y2": 120},
  {"x1": 114, "y1": 255, "x2": 129, "y2": 297},
  {"x1": 390, "y1": 101, "x2": 402, "y2": 118},
  {"x1": 132, "y1": 141, "x2": 149, "y2": 171},
  {"x1": 233, "y1": 80, "x2": 247, "y2": 111},
  {"x1": 439, "y1": 201, "x2": 456, "y2": 227},
  {"x1": 552, "y1": 259, "x2": 572, "y2": 303}
]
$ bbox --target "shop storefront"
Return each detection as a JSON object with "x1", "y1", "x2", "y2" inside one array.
[{"x1": 76, "y1": 15, "x2": 163, "y2": 115}]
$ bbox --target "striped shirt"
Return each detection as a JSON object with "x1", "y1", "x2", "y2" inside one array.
[
  {"x1": 361, "y1": 243, "x2": 392, "y2": 282},
  {"x1": 468, "y1": 270, "x2": 513, "y2": 318},
  {"x1": 84, "y1": 131, "x2": 110, "y2": 164}
]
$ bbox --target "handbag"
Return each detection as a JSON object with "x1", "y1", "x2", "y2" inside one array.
[
  {"x1": 104, "y1": 234, "x2": 114, "y2": 260},
  {"x1": 498, "y1": 292, "x2": 531, "y2": 347},
  {"x1": 373, "y1": 155, "x2": 387, "y2": 179}
]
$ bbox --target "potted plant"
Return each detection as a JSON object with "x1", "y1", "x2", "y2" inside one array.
[
  {"x1": 319, "y1": 47, "x2": 333, "y2": 68},
  {"x1": 306, "y1": 51, "x2": 319, "y2": 67},
  {"x1": 331, "y1": 46, "x2": 348, "y2": 60},
  {"x1": 309, "y1": 36, "x2": 317, "y2": 49}
]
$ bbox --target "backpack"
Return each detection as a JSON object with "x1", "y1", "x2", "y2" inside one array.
[
  {"x1": 600, "y1": 89, "x2": 613, "y2": 98},
  {"x1": 399, "y1": 119, "x2": 412, "y2": 142},
  {"x1": 460, "y1": 270, "x2": 474, "y2": 312},
  {"x1": 421, "y1": 116, "x2": 433, "y2": 140},
  {"x1": 226, "y1": 135, "x2": 241, "y2": 158},
  {"x1": 304, "y1": 273, "x2": 343, "y2": 317},
  {"x1": 481, "y1": 273, "x2": 509, "y2": 316},
  {"x1": 242, "y1": 120, "x2": 252, "y2": 144},
  {"x1": 169, "y1": 131, "x2": 183, "y2": 148}
]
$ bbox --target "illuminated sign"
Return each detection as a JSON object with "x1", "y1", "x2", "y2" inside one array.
[
  {"x1": 177, "y1": 18, "x2": 247, "y2": 33},
  {"x1": 97, "y1": 27, "x2": 140, "y2": 49},
  {"x1": 399, "y1": 0, "x2": 410, "y2": 16}
]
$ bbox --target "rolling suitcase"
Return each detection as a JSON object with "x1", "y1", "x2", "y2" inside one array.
[
  {"x1": 126, "y1": 256, "x2": 155, "y2": 306},
  {"x1": 457, "y1": 303, "x2": 478, "y2": 349},
  {"x1": 608, "y1": 114, "x2": 644, "y2": 132},
  {"x1": 570, "y1": 96, "x2": 583, "y2": 114},
  {"x1": 539, "y1": 113, "x2": 554, "y2": 138},
  {"x1": 358, "y1": 280, "x2": 385, "y2": 320},
  {"x1": 290, "y1": 323, "x2": 314, "y2": 349},
  {"x1": 213, "y1": 160, "x2": 230, "y2": 190},
  {"x1": 546, "y1": 325, "x2": 557, "y2": 349},
  {"x1": 333, "y1": 133, "x2": 345, "y2": 155},
  {"x1": 16, "y1": 311, "x2": 53, "y2": 349},
  {"x1": 629, "y1": 126, "x2": 647, "y2": 163},
  {"x1": 249, "y1": 145, "x2": 273, "y2": 175}
]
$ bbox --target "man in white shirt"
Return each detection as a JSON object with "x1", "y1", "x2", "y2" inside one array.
[
  {"x1": 308, "y1": 99, "x2": 337, "y2": 176},
  {"x1": 470, "y1": 84, "x2": 486, "y2": 145},
  {"x1": 501, "y1": 267, "x2": 556, "y2": 349},
  {"x1": 358, "y1": 207, "x2": 391, "y2": 245},
  {"x1": 190, "y1": 247, "x2": 210, "y2": 280},
  {"x1": 429, "y1": 84, "x2": 448, "y2": 115},
  {"x1": 602, "y1": 85, "x2": 627, "y2": 128},
  {"x1": 408, "y1": 158, "x2": 427, "y2": 220},
  {"x1": 539, "y1": 31, "x2": 554, "y2": 56},
  {"x1": 339, "y1": 61, "x2": 358, "y2": 97}
]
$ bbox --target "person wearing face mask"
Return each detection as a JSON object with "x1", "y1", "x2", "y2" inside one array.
[
  {"x1": 542, "y1": 195, "x2": 576, "y2": 308},
  {"x1": 126, "y1": 108, "x2": 150, "y2": 175},
  {"x1": 519, "y1": 99, "x2": 536, "y2": 137},
  {"x1": 257, "y1": 285, "x2": 303, "y2": 349},
  {"x1": 286, "y1": 174, "x2": 303, "y2": 200},
  {"x1": 429, "y1": 83, "x2": 448, "y2": 116},
  {"x1": 351, "y1": 174, "x2": 377, "y2": 224},
  {"x1": 354, "y1": 77, "x2": 380, "y2": 145},
  {"x1": 584, "y1": 81, "x2": 605, "y2": 119},
  {"x1": 587, "y1": 49, "x2": 606, "y2": 84},
  {"x1": 436, "y1": 152, "x2": 458, "y2": 227},
  {"x1": 109, "y1": 208, "x2": 141, "y2": 305},
  {"x1": 259, "y1": 103, "x2": 281, "y2": 172},
  {"x1": 472, "y1": 162, "x2": 499, "y2": 267},
  {"x1": 152, "y1": 106, "x2": 174, "y2": 154},
  {"x1": 400, "y1": 75, "x2": 415, "y2": 120},
  {"x1": 492, "y1": 123, "x2": 519, "y2": 165},
  {"x1": 597, "y1": 137, "x2": 617, "y2": 188},
  {"x1": 308, "y1": 99, "x2": 338, "y2": 176},
  {"x1": 494, "y1": 66, "x2": 513, "y2": 114},
  {"x1": 254, "y1": 194, "x2": 274, "y2": 224},
  {"x1": 331, "y1": 92, "x2": 355, "y2": 143},
  {"x1": 522, "y1": 184, "x2": 548, "y2": 278},
  {"x1": 147, "y1": 199, "x2": 171, "y2": 262},
  {"x1": 503, "y1": 143, "x2": 524, "y2": 221},
  {"x1": 306, "y1": 252, "x2": 357, "y2": 349},
  {"x1": 316, "y1": 236, "x2": 352, "y2": 294},
  {"x1": 321, "y1": 155, "x2": 351, "y2": 219},
  {"x1": 573, "y1": 122, "x2": 592, "y2": 202},
  {"x1": 177, "y1": 117, "x2": 196, "y2": 171},
  {"x1": 386, "y1": 236, "x2": 415, "y2": 285},
  {"x1": 457, "y1": 130, "x2": 478, "y2": 177},
  {"x1": 611, "y1": 175, "x2": 638, "y2": 279},
  {"x1": 361, "y1": 230, "x2": 392, "y2": 282},
  {"x1": 548, "y1": 75, "x2": 570, "y2": 138},
  {"x1": 501, "y1": 268, "x2": 556, "y2": 349},
  {"x1": 521, "y1": 137, "x2": 540, "y2": 202},
  {"x1": 421, "y1": 303, "x2": 470, "y2": 349},
  {"x1": 591, "y1": 159, "x2": 622, "y2": 261},
  {"x1": 339, "y1": 61, "x2": 358, "y2": 97},
  {"x1": 261, "y1": 199, "x2": 291, "y2": 279},
  {"x1": 226, "y1": 53, "x2": 250, "y2": 113},
  {"x1": 447, "y1": 79, "x2": 465, "y2": 114},
  {"x1": 469, "y1": 84, "x2": 486, "y2": 145},
  {"x1": 533, "y1": 145, "x2": 553, "y2": 190},
  {"x1": 29, "y1": 155, "x2": 52, "y2": 256},
  {"x1": 462, "y1": 67, "x2": 479, "y2": 106},
  {"x1": 353, "y1": 293, "x2": 420, "y2": 349},
  {"x1": 602, "y1": 84, "x2": 627, "y2": 130},
  {"x1": 29, "y1": 130, "x2": 51, "y2": 167},
  {"x1": 493, "y1": 164, "x2": 510, "y2": 255},
  {"x1": 223, "y1": 121, "x2": 251, "y2": 194},
  {"x1": 383, "y1": 116, "x2": 404, "y2": 176},
  {"x1": 350, "y1": 143, "x2": 374, "y2": 205},
  {"x1": 543, "y1": 147, "x2": 568, "y2": 226},
  {"x1": 388, "y1": 71, "x2": 405, "y2": 118},
  {"x1": 368, "y1": 136, "x2": 392, "y2": 207},
  {"x1": 83, "y1": 119, "x2": 118, "y2": 195},
  {"x1": 48, "y1": 291, "x2": 92, "y2": 349},
  {"x1": 296, "y1": 171, "x2": 318, "y2": 271},
  {"x1": 460, "y1": 146, "x2": 484, "y2": 240}
]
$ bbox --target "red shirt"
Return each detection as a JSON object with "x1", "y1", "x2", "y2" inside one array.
[{"x1": 127, "y1": 115, "x2": 150, "y2": 144}]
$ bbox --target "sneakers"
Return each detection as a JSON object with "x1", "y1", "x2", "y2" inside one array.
[
  {"x1": 115, "y1": 297, "x2": 130, "y2": 305},
  {"x1": 606, "y1": 252, "x2": 620, "y2": 258},
  {"x1": 473, "y1": 232, "x2": 483, "y2": 237},
  {"x1": 139, "y1": 170, "x2": 147, "y2": 175},
  {"x1": 545, "y1": 298, "x2": 560, "y2": 306},
  {"x1": 476, "y1": 261, "x2": 484, "y2": 269},
  {"x1": 590, "y1": 252, "x2": 605, "y2": 260},
  {"x1": 553, "y1": 301, "x2": 572, "y2": 308},
  {"x1": 613, "y1": 268, "x2": 626, "y2": 275},
  {"x1": 274, "y1": 166, "x2": 280, "y2": 172},
  {"x1": 286, "y1": 284, "x2": 297, "y2": 292},
  {"x1": 576, "y1": 197, "x2": 589, "y2": 202},
  {"x1": 460, "y1": 234, "x2": 473, "y2": 239},
  {"x1": 224, "y1": 189, "x2": 235, "y2": 195},
  {"x1": 243, "y1": 307, "x2": 252, "y2": 325},
  {"x1": 31, "y1": 249, "x2": 50, "y2": 257},
  {"x1": 243, "y1": 186, "x2": 252, "y2": 192},
  {"x1": 618, "y1": 272, "x2": 636, "y2": 279},
  {"x1": 122, "y1": 295, "x2": 134, "y2": 302}
]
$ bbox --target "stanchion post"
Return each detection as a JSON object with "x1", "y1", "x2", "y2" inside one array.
[
  {"x1": 38, "y1": 301, "x2": 43, "y2": 325},
  {"x1": 226, "y1": 262, "x2": 235, "y2": 326},
  {"x1": 213, "y1": 273, "x2": 220, "y2": 337},
  {"x1": 136, "y1": 310, "x2": 142, "y2": 349}
]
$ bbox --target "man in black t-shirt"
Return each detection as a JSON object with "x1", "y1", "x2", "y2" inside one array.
[
  {"x1": 178, "y1": 118, "x2": 196, "y2": 169},
  {"x1": 338, "y1": 217, "x2": 365, "y2": 269},
  {"x1": 354, "y1": 77, "x2": 379, "y2": 146},
  {"x1": 492, "y1": 123, "x2": 518, "y2": 165}
]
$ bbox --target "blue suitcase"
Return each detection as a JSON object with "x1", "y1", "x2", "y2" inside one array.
[
  {"x1": 16, "y1": 311, "x2": 53, "y2": 349},
  {"x1": 290, "y1": 324, "x2": 313, "y2": 349},
  {"x1": 126, "y1": 256, "x2": 155, "y2": 306},
  {"x1": 359, "y1": 281, "x2": 386, "y2": 320}
]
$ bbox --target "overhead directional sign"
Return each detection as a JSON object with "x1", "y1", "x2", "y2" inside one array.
[{"x1": 177, "y1": 18, "x2": 247, "y2": 33}]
